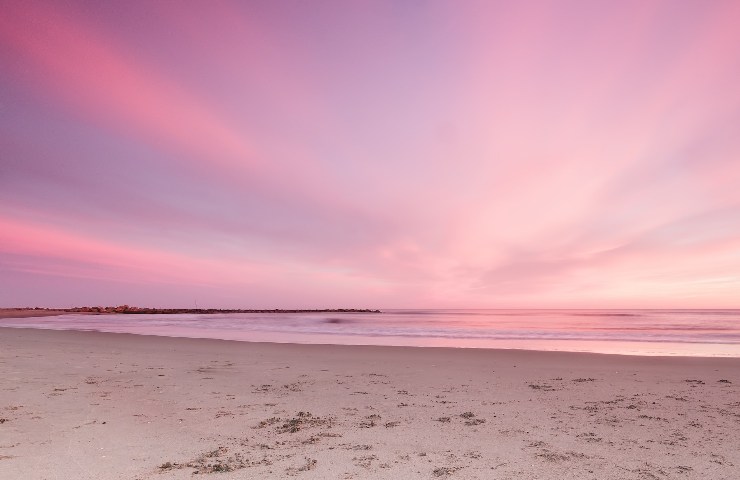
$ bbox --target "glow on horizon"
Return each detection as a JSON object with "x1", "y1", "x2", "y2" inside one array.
[{"x1": 2, "y1": 0, "x2": 740, "y2": 308}]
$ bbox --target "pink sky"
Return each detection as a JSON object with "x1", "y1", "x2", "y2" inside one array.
[{"x1": 2, "y1": 0, "x2": 740, "y2": 308}]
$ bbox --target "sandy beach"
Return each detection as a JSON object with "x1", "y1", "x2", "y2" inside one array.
[{"x1": 1, "y1": 328, "x2": 738, "y2": 480}]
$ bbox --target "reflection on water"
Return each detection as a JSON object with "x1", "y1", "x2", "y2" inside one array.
[{"x1": 2, "y1": 309, "x2": 739, "y2": 357}]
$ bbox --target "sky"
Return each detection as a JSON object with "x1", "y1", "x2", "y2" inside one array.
[{"x1": 1, "y1": 0, "x2": 740, "y2": 309}]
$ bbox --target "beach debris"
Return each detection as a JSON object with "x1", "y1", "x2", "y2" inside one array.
[
  {"x1": 255, "y1": 417, "x2": 281, "y2": 429},
  {"x1": 459, "y1": 412, "x2": 485, "y2": 426},
  {"x1": 352, "y1": 455, "x2": 378, "y2": 469},
  {"x1": 274, "y1": 412, "x2": 332, "y2": 434},
  {"x1": 528, "y1": 383, "x2": 556, "y2": 391},
  {"x1": 343, "y1": 444, "x2": 372, "y2": 451},
  {"x1": 159, "y1": 446, "x2": 248, "y2": 474},
  {"x1": 359, "y1": 414, "x2": 381, "y2": 428},
  {"x1": 433, "y1": 466, "x2": 459, "y2": 477},
  {"x1": 535, "y1": 449, "x2": 586, "y2": 462}
]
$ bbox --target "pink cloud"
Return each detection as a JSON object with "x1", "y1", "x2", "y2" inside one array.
[
  {"x1": 2, "y1": 0, "x2": 740, "y2": 308},
  {"x1": 0, "y1": 1, "x2": 262, "y2": 171},
  {"x1": 0, "y1": 216, "x2": 258, "y2": 286}
]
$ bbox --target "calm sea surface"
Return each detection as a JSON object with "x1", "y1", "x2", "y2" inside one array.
[{"x1": 2, "y1": 309, "x2": 740, "y2": 357}]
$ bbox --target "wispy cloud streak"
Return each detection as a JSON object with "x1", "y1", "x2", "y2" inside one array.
[{"x1": 2, "y1": 0, "x2": 740, "y2": 307}]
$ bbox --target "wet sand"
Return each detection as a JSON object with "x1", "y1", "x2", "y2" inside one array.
[{"x1": 0, "y1": 327, "x2": 738, "y2": 479}]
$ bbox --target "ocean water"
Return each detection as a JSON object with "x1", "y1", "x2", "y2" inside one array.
[{"x1": 2, "y1": 309, "x2": 740, "y2": 357}]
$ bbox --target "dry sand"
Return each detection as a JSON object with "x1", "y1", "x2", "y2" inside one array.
[{"x1": 0, "y1": 328, "x2": 738, "y2": 480}]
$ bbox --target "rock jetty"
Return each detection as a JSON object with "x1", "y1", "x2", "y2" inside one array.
[{"x1": 63, "y1": 306, "x2": 381, "y2": 314}]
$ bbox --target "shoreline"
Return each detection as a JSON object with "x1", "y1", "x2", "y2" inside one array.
[
  {"x1": 1, "y1": 328, "x2": 739, "y2": 479},
  {"x1": 4, "y1": 326, "x2": 740, "y2": 367},
  {"x1": 1, "y1": 323, "x2": 738, "y2": 359},
  {"x1": 3, "y1": 308, "x2": 739, "y2": 359}
]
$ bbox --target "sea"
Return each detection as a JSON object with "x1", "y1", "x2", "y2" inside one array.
[{"x1": 2, "y1": 309, "x2": 740, "y2": 357}]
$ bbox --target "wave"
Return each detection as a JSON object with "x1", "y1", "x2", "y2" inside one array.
[{"x1": 3, "y1": 309, "x2": 740, "y2": 356}]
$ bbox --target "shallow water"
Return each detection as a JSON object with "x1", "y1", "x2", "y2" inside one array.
[{"x1": 2, "y1": 309, "x2": 739, "y2": 357}]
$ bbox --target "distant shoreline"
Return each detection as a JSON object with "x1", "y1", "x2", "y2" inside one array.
[{"x1": 0, "y1": 306, "x2": 381, "y2": 317}]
